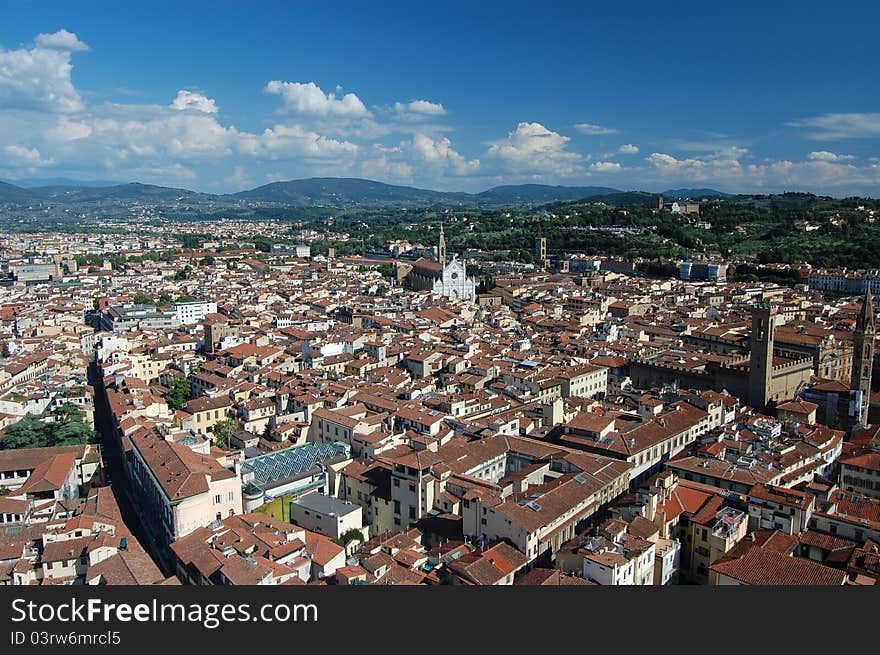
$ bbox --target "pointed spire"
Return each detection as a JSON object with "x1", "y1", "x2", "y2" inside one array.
[{"x1": 857, "y1": 288, "x2": 875, "y2": 334}]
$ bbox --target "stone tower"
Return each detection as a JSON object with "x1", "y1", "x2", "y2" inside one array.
[
  {"x1": 535, "y1": 237, "x2": 548, "y2": 271},
  {"x1": 749, "y1": 302, "x2": 777, "y2": 410},
  {"x1": 851, "y1": 289, "x2": 875, "y2": 427},
  {"x1": 438, "y1": 222, "x2": 446, "y2": 267}
]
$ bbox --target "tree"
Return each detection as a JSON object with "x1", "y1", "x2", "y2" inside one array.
[
  {"x1": 476, "y1": 275, "x2": 496, "y2": 294},
  {"x1": 200, "y1": 255, "x2": 215, "y2": 266},
  {"x1": 212, "y1": 419, "x2": 235, "y2": 449},
  {"x1": 0, "y1": 415, "x2": 50, "y2": 450},
  {"x1": 54, "y1": 416, "x2": 94, "y2": 446},
  {"x1": 333, "y1": 528, "x2": 366, "y2": 549},
  {"x1": 163, "y1": 376, "x2": 191, "y2": 411},
  {"x1": 0, "y1": 405, "x2": 95, "y2": 451},
  {"x1": 133, "y1": 292, "x2": 154, "y2": 305},
  {"x1": 55, "y1": 402, "x2": 86, "y2": 424}
]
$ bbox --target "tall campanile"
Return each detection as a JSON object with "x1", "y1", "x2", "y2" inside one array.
[
  {"x1": 749, "y1": 302, "x2": 776, "y2": 410},
  {"x1": 851, "y1": 289, "x2": 875, "y2": 427},
  {"x1": 438, "y1": 222, "x2": 446, "y2": 267}
]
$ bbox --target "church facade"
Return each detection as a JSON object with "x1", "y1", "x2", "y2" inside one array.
[
  {"x1": 432, "y1": 255, "x2": 477, "y2": 302},
  {"x1": 401, "y1": 223, "x2": 477, "y2": 303}
]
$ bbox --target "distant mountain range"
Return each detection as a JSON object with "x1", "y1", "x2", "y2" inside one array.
[
  {"x1": 232, "y1": 177, "x2": 471, "y2": 206},
  {"x1": 472, "y1": 184, "x2": 622, "y2": 204},
  {"x1": 0, "y1": 176, "x2": 733, "y2": 210},
  {"x1": 660, "y1": 188, "x2": 732, "y2": 199}
]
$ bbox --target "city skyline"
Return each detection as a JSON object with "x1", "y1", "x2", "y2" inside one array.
[{"x1": 2, "y1": 0, "x2": 880, "y2": 196}]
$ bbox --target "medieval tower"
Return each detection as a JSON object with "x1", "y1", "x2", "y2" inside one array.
[
  {"x1": 438, "y1": 222, "x2": 446, "y2": 267},
  {"x1": 749, "y1": 302, "x2": 776, "y2": 410},
  {"x1": 851, "y1": 289, "x2": 875, "y2": 427}
]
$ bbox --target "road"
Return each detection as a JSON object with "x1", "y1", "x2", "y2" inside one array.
[{"x1": 88, "y1": 361, "x2": 169, "y2": 575}]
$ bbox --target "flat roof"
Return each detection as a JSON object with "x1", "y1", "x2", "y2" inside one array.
[{"x1": 291, "y1": 492, "x2": 360, "y2": 516}]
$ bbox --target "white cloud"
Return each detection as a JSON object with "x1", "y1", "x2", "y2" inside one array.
[
  {"x1": 0, "y1": 40, "x2": 84, "y2": 112},
  {"x1": 618, "y1": 144, "x2": 639, "y2": 154},
  {"x1": 35, "y1": 29, "x2": 89, "y2": 52},
  {"x1": 590, "y1": 161, "x2": 622, "y2": 172},
  {"x1": 789, "y1": 113, "x2": 880, "y2": 140},
  {"x1": 88, "y1": 103, "x2": 239, "y2": 162},
  {"x1": 637, "y1": 149, "x2": 880, "y2": 195},
  {"x1": 644, "y1": 151, "x2": 744, "y2": 184},
  {"x1": 170, "y1": 90, "x2": 218, "y2": 114},
  {"x1": 265, "y1": 80, "x2": 370, "y2": 118},
  {"x1": 4, "y1": 144, "x2": 53, "y2": 167},
  {"x1": 240, "y1": 123, "x2": 359, "y2": 160},
  {"x1": 648, "y1": 152, "x2": 707, "y2": 171},
  {"x1": 394, "y1": 100, "x2": 446, "y2": 119},
  {"x1": 574, "y1": 122, "x2": 619, "y2": 135},
  {"x1": 358, "y1": 153, "x2": 414, "y2": 185},
  {"x1": 808, "y1": 150, "x2": 854, "y2": 162},
  {"x1": 224, "y1": 165, "x2": 251, "y2": 189},
  {"x1": 411, "y1": 133, "x2": 479, "y2": 175},
  {"x1": 45, "y1": 117, "x2": 93, "y2": 142},
  {"x1": 127, "y1": 163, "x2": 196, "y2": 181},
  {"x1": 487, "y1": 122, "x2": 582, "y2": 176}
]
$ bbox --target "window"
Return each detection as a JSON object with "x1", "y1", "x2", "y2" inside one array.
[
  {"x1": 227, "y1": 491, "x2": 234, "y2": 501},
  {"x1": 393, "y1": 478, "x2": 400, "y2": 487},
  {"x1": 409, "y1": 506, "x2": 416, "y2": 519},
  {"x1": 214, "y1": 494, "x2": 221, "y2": 504},
  {"x1": 393, "y1": 500, "x2": 401, "y2": 514}
]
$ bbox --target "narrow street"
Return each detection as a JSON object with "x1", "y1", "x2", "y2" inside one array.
[{"x1": 88, "y1": 361, "x2": 168, "y2": 575}]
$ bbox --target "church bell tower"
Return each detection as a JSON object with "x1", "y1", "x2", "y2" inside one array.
[
  {"x1": 851, "y1": 289, "x2": 875, "y2": 427},
  {"x1": 438, "y1": 222, "x2": 446, "y2": 267}
]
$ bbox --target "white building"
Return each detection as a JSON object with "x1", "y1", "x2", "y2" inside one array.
[
  {"x1": 290, "y1": 493, "x2": 365, "y2": 540},
  {"x1": 173, "y1": 300, "x2": 218, "y2": 326},
  {"x1": 433, "y1": 255, "x2": 477, "y2": 303}
]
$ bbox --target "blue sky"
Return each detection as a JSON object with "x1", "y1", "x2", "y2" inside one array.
[{"x1": 1, "y1": 0, "x2": 879, "y2": 195}]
